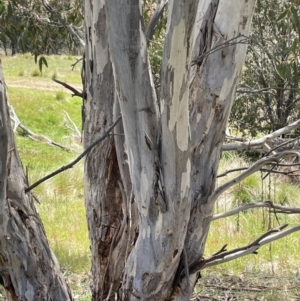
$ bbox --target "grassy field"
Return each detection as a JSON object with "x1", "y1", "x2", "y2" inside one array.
[{"x1": 1, "y1": 54, "x2": 300, "y2": 300}]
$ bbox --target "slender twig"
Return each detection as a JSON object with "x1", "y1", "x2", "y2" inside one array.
[
  {"x1": 71, "y1": 57, "x2": 83, "y2": 71},
  {"x1": 25, "y1": 116, "x2": 122, "y2": 193},
  {"x1": 191, "y1": 35, "x2": 250, "y2": 66},
  {"x1": 213, "y1": 151, "x2": 300, "y2": 201}
]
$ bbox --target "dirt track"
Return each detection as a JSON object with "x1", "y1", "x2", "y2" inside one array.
[{"x1": 5, "y1": 78, "x2": 82, "y2": 94}]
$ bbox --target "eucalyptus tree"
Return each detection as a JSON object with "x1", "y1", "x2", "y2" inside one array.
[
  {"x1": 0, "y1": 0, "x2": 83, "y2": 56},
  {"x1": 231, "y1": 0, "x2": 300, "y2": 137},
  {"x1": 83, "y1": 1, "x2": 284, "y2": 301},
  {"x1": 2, "y1": 1, "x2": 300, "y2": 301}
]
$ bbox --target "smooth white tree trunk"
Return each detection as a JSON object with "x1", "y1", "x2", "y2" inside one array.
[{"x1": 84, "y1": 0, "x2": 256, "y2": 300}]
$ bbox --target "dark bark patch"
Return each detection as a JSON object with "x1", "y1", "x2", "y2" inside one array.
[
  {"x1": 142, "y1": 272, "x2": 162, "y2": 295},
  {"x1": 89, "y1": 60, "x2": 93, "y2": 73},
  {"x1": 88, "y1": 27, "x2": 92, "y2": 42},
  {"x1": 149, "y1": 197, "x2": 158, "y2": 223},
  {"x1": 96, "y1": 7, "x2": 107, "y2": 48}
]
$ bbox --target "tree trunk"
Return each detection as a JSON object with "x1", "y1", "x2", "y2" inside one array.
[
  {"x1": 0, "y1": 63, "x2": 72, "y2": 300},
  {"x1": 84, "y1": 1, "x2": 256, "y2": 300}
]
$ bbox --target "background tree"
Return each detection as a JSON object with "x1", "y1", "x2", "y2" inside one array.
[
  {"x1": 0, "y1": 0, "x2": 84, "y2": 56},
  {"x1": 231, "y1": 0, "x2": 300, "y2": 137}
]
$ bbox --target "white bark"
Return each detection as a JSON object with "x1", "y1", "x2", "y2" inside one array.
[
  {"x1": 0, "y1": 63, "x2": 72, "y2": 300},
  {"x1": 84, "y1": 1, "x2": 137, "y2": 300},
  {"x1": 85, "y1": 1, "x2": 256, "y2": 300}
]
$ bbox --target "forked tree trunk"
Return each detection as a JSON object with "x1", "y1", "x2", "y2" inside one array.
[
  {"x1": 0, "y1": 63, "x2": 72, "y2": 300},
  {"x1": 84, "y1": 1, "x2": 256, "y2": 300}
]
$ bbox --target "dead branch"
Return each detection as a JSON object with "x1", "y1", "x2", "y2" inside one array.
[
  {"x1": 237, "y1": 86, "x2": 300, "y2": 94},
  {"x1": 25, "y1": 116, "x2": 122, "y2": 193},
  {"x1": 222, "y1": 119, "x2": 300, "y2": 151},
  {"x1": 8, "y1": 102, "x2": 72, "y2": 151},
  {"x1": 211, "y1": 201, "x2": 300, "y2": 221},
  {"x1": 63, "y1": 110, "x2": 81, "y2": 137},
  {"x1": 188, "y1": 223, "x2": 300, "y2": 273},
  {"x1": 18, "y1": 123, "x2": 72, "y2": 150},
  {"x1": 145, "y1": 0, "x2": 168, "y2": 45},
  {"x1": 217, "y1": 162, "x2": 300, "y2": 178},
  {"x1": 213, "y1": 150, "x2": 300, "y2": 201},
  {"x1": 52, "y1": 78, "x2": 83, "y2": 98},
  {"x1": 265, "y1": 136, "x2": 300, "y2": 156},
  {"x1": 8, "y1": 102, "x2": 21, "y2": 132},
  {"x1": 71, "y1": 57, "x2": 83, "y2": 71}
]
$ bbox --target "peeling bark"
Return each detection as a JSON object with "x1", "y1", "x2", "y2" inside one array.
[
  {"x1": 85, "y1": 1, "x2": 256, "y2": 300},
  {"x1": 0, "y1": 63, "x2": 72, "y2": 300},
  {"x1": 84, "y1": 2, "x2": 136, "y2": 300}
]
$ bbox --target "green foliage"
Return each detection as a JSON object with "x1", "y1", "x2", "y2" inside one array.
[
  {"x1": 0, "y1": 0, "x2": 84, "y2": 56},
  {"x1": 231, "y1": 0, "x2": 300, "y2": 137}
]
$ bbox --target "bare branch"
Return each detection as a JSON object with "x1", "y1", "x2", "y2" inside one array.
[
  {"x1": 145, "y1": 0, "x2": 168, "y2": 45},
  {"x1": 8, "y1": 102, "x2": 21, "y2": 132},
  {"x1": 8, "y1": 102, "x2": 72, "y2": 151},
  {"x1": 217, "y1": 167, "x2": 248, "y2": 178},
  {"x1": 265, "y1": 136, "x2": 300, "y2": 156},
  {"x1": 223, "y1": 118, "x2": 300, "y2": 151},
  {"x1": 52, "y1": 78, "x2": 83, "y2": 98},
  {"x1": 213, "y1": 151, "x2": 300, "y2": 201},
  {"x1": 199, "y1": 224, "x2": 300, "y2": 270},
  {"x1": 217, "y1": 161, "x2": 300, "y2": 178},
  {"x1": 191, "y1": 35, "x2": 250, "y2": 66},
  {"x1": 25, "y1": 116, "x2": 122, "y2": 193},
  {"x1": 211, "y1": 201, "x2": 300, "y2": 221},
  {"x1": 236, "y1": 87, "x2": 300, "y2": 94},
  {"x1": 71, "y1": 57, "x2": 83, "y2": 71},
  {"x1": 188, "y1": 223, "x2": 300, "y2": 273},
  {"x1": 63, "y1": 110, "x2": 81, "y2": 137}
]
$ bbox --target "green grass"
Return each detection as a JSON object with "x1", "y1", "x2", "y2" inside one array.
[
  {"x1": 207, "y1": 152, "x2": 300, "y2": 276},
  {"x1": 56, "y1": 90, "x2": 67, "y2": 101},
  {"x1": 1, "y1": 53, "x2": 82, "y2": 84},
  {"x1": 31, "y1": 68, "x2": 41, "y2": 77}
]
